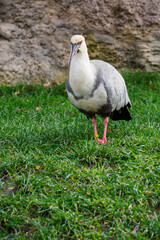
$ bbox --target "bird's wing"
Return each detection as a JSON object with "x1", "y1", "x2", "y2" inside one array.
[{"x1": 91, "y1": 60, "x2": 131, "y2": 112}]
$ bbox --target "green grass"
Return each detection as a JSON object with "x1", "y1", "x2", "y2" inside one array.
[{"x1": 0, "y1": 72, "x2": 160, "y2": 239}]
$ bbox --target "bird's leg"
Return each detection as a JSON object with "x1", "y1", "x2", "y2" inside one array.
[
  {"x1": 98, "y1": 117, "x2": 109, "y2": 144},
  {"x1": 103, "y1": 117, "x2": 109, "y2": 142},
  {"x1": 92, "y1": 116, "x2": 99, "y2": 140}
]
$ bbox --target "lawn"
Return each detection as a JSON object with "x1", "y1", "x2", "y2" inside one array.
[{"x1": 0, "y1": 72, "x2": 160, "y2": 239}]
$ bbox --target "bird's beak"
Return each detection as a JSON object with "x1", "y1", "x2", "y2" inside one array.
[{"x1": 69, "y1": 43, "x2": 81, "y2": 68}]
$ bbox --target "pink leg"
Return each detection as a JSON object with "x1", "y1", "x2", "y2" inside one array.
[
  {"x1": 92, "y1": 116, "x2": 98, "y2": 139},
  {"x1": 97, "y1": 117, "x2": 109, "y2": 144},
  {"x1": 92, "y1": 116, "x2": 109, "y2": 144}
]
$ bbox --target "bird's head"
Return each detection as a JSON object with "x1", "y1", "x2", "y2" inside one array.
[
  {"x1": 69, "y1": 35, "x2": 87, "y2": 67},
  {"x1": 71, "y1": 35, "x2": 85, "y2": 52}
]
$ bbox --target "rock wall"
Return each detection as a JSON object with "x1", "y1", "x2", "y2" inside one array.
[{"x1": 0, "y1": 0, "x2": 160, "y2": 83}]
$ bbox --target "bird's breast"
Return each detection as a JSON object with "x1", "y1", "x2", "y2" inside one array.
[
  {"x1": 68, "y1": 83, "x2": 108, "y2": 113},
  {"x1": 69, "y1": 57, "x2": 96, "y2": 97},
  {"x1": 69, "y1": 71, "x2": 95, "y2": 97}
]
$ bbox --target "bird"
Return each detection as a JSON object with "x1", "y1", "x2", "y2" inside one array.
[{"x1": 66, "y1": 35, "x2": 132, "y2": 143}]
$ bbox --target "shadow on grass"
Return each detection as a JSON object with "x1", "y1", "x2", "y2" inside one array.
[{"x1": 1, "y1": 125, "x2": 135, "y2": 166}]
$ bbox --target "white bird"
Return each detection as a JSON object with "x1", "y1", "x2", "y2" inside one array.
[{"x1": 66, "y1": 35, "x2": 132, "y2": 143}]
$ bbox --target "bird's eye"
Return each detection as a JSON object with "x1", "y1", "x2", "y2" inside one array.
[{"x1": 77, "y1": 49, "x2": 80, "y2": 53}]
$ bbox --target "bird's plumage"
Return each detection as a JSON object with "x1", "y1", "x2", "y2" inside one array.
[
  {"x1": 66, "y1": 35, "x2": 132, "y2": 143},
  {"x1": 67, "y1": 59, "x2": 131, "y2": 120}
]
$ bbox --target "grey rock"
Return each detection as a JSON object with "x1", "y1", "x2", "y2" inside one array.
[{"x1": 0, "y1": 0, "x2": 159, "y2": 83}]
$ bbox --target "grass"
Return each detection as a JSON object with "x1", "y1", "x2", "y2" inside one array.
[{"x1": 0, "y1": 72, "x2": 160, "y2": 239}]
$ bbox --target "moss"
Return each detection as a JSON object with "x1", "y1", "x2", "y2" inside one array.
[{"x1": 86, "y1": 36, "x2": 118, "y2": 64}]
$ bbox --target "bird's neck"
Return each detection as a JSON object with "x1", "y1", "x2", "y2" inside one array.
[{"x1": 69, "y1": 51, "x2": 96, "y2": 97}]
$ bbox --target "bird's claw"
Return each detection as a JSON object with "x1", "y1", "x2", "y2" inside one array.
[{"x1": 94, "y1": 138, "x2": 107, "y2": 144}]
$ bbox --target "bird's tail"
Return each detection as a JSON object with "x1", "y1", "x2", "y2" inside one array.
[{"x1": 110, "y1": 105, "x2": 132, "y2": 121}]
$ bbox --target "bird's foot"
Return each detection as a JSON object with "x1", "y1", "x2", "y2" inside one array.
[
  {"x1": 95, "y1": 137, "x2": 107, "y2": 144},
  {"x1": 97, "y1": 138, "x2": 107, "y2": 144},
  {"x1": 94, "y1": 133, "x2": 107, "y2": 144}
]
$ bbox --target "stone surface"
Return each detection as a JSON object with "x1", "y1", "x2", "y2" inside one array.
[{"x1": 0, "y1": 0, "x2": 159, "y2": 83}]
